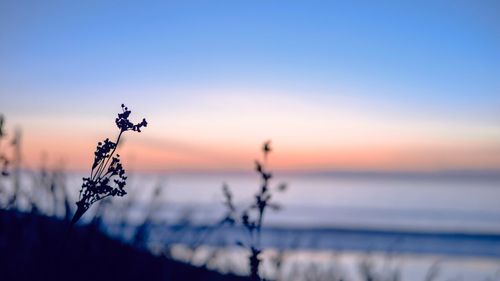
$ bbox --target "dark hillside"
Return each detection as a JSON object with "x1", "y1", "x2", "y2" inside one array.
[{"x1": 0, "y1": 210, "x2": 249, "y2": 281}]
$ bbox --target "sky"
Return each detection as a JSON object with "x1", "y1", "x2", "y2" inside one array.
[{"x1": 0, "y1": 0, "x2": 499, "y2": 173}]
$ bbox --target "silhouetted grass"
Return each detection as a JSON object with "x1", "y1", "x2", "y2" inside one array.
[
  {"x1": 221, "y1": 141, "x2": 287, "y2": 280},
  {"x1": 0, "y1": 114, "x2": 11, "y2": 177}
]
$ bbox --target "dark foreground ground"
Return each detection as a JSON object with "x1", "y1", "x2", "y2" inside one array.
[{"x1": 0, "y1": 210, "x2": 249, "y2": 281}]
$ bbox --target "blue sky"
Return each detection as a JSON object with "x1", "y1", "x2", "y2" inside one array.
[{"x1": 0, "y1": 1, "x2": 499, "y2": 171}]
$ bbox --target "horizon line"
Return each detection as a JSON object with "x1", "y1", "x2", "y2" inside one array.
[{"x1": 17, "y1": 167, "x2": 500, "y2": 179}]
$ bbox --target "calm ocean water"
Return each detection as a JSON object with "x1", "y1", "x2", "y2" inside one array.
[{"x1": 106, "y1": 172, "x2": 500, "y2": 233}]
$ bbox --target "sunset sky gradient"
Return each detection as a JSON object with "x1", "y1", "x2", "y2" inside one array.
[{"x1": 1, "y1": 1, "x2": 499, "y2": 172}]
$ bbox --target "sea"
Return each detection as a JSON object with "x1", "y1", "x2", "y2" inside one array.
[{"x1": 57, "y1": 172, "x2": 500, "y2": 279}]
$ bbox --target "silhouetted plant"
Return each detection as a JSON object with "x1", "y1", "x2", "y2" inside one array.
[
  {"x1": 51, "y1": 165, "x2": 73, "y2": 221},
  {"x1": 132, "y1": 183, "x2": 164, "y2": 248},
  {"x1": 0, "y1": 115, "x2": 10, "y2": 208},
  {"x1": 0, "y1": 115, "x2": 10, "y2": 177},
  {"x1": 221, "y1": 141, "x2": 287, "y2": 281},
  {"x1": 70, "y1": 104, "x2": 147, "y2": 226},
  {"x1": 7, "y1": 129, "x2": 22, "y2": 208}
]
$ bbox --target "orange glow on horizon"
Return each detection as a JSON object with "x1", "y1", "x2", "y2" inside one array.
[
  {"x1": 18, "y1": 133, "x2": 500, "y2": 173},
  {"x1": 7, "y1": 91, "x2": 500, "y2": 173}
]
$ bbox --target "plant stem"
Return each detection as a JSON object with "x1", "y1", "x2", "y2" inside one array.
[{"x1": 95, "y1": 131, "x2": 123, "y2": 181}]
